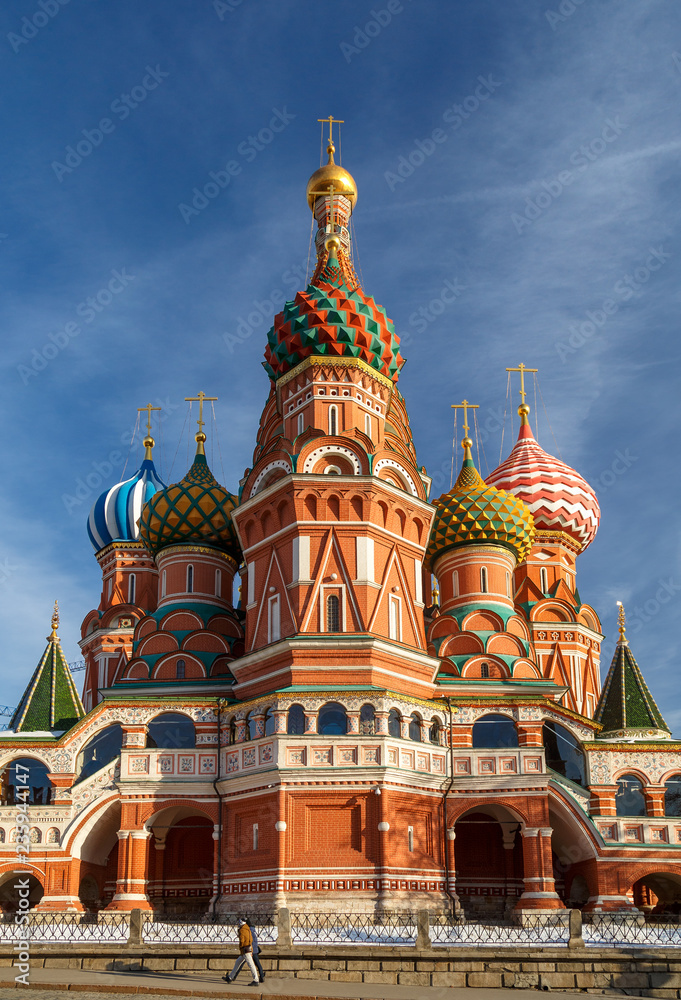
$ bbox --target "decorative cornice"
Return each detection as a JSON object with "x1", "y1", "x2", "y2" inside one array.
[{"x1": 275, "y1": 355, "x2": 395, "y2": 393}]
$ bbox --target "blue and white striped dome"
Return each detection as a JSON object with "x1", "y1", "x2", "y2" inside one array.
[{"x1": 87, "y1": 458, "x2": 166, "y2": 552}]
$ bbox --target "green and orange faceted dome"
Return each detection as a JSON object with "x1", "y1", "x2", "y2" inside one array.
[
  {"x1": 139, "y1": 449, "x2": 240, "y2": 560},
  {"x1": 427, "y1": 454, "x2": 535, "y2": 570}
]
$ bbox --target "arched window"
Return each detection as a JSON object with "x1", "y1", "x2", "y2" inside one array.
[
  {"x1": 247, "y1": 711, "x2": 258, "y2": 741},
  {"x1": 186, "y1": 565, "x2": 194, "y2": 594},
  {"x1": 506, "y1": 572, "x2": 511, "y2": 598},
  {"x1": 147, "y1": 712, "x2": 195, "y2": 749},
  {"x1": 429, "y1": 718, "x2": 441, "y2": 745},
  {"x1": 128, "y1": 574, "x2": 136, "y2": 604},
  {"x1": 388, "y1": 709, "x2": 401, "y2": 738},
  {"x1": 215, "y1": 569, "x2": 221, "y2": 597},
  {"x1": 318, "y1": 702, "x2": 347, "y2": 735},
  {"x1": 543, "y1": 721, "x2": 586, "y2": 786},
  {"x1": 161, "y1": 570, "x2": 167, "y2": 598},
  {"x1": 665, "y1": 775, "x2": 681, "y2": 816},
  {"x1": 540, "y1": 567, "x2": 548, "y2": 594},
  {"x1": 472, "y1": 713, "x2": 518, "y2": 749},
  {"x1": 74, "y1": 725, "x2": 123, "y2": 784},
  {"x1": 365, "y1": 413, "x2": 372, "y2": 438},
  {"x1": 326, "y1": 594, "x2": 341, "y2": 632},
  {"x1": 328, "y1": 405, "x2": 338, "y2": 436},
  {"x1": 409, "y1": 713, "x2": 422, "y2": 741},
  {"x1": 264, "y1": 709, "x2": 276, "y2": 737},
  {"x1": 480, "y1": 662, "x2": 490, "y2": 678},
  {"x1": 616, "y1": 774, "x2": 647, "y2": 817},
  {"x1": 176, "y1": 658, "x2": 186, "y2": 680},
  {"x1": 480, "y1": 567, "x2": 488, "y2": 594},
  {"x1": 359, "y1": 703, "x2": 375, "y2": 736},
  {"x1": 228, "y1": 719, "x2": 237, "y2": 745},
  {"x1": 287, "y1": 704, "x2": 306, "y2": 735},
  {"x1": 0, "y1": 758, "x2": 52, "y2": 805},
  {"x1": 452, "y1": 571, "x2": 459, "y2": 598},
  {"x1": 297, "y1": 412, "x2": 305, "y2": 437}
]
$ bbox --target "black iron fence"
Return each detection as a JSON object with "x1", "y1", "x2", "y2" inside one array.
[
  {"x1": 142, "y1": 910, "x2": 277, "y2": 944},
  {"x1": 430, "y1": 912, "x2": 570, "y2": 947},
  {"x1": 290, "y1": 910, "x2": 417, "y2": 946},
  {"x1": 0, "y1": 910, "x2": 129, "y2": 943}
]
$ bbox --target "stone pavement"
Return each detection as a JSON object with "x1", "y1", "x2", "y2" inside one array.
[{"x1": 0, "y1": 967, "x2": 630, "y2": 1000}]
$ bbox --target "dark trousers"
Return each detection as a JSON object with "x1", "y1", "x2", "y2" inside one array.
[{"x1": 252, "y1": 952, "x2": 265, "y2": 980}]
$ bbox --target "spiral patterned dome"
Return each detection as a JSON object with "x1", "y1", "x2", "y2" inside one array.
[
  {"x1": 427, "y1": 456, "x2": 536, "y2": 570},
  {"x1": 263, "y1": 260, "x2": 403, "y2": 383},
  {"x1": 138, "y1": 451, "x2": 240, "y2": 560},
  {"x1": 87, "y1": 457, "x2": 165, "y2": 553},
  {"x1": 485, "y1": 422, "x2": 600, "y2": 552}
]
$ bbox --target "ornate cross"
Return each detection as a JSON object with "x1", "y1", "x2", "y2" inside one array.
[
  {"x1": 138, "y1": 403, "x2": 162, "y2": 438},
  {"x1": 318, "y1": 115, "x2": 344, "y2": 147},
  {"x1": 506, "y1": 363, "x2": 538, "y2": 404},
  {"x1": 451, "y1": 399, "x2": 479, "y2": 438},
  {"x1": 185, "y1": 391, "x2": 218, "y2": 436}
]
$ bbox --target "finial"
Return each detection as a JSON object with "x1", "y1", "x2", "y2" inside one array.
[
  {"x1": 432, "y1": 582, "x2": 440, "y2": 607},
  {"x1": 49, "y1": 600, "x2": 59, "y2": 641},
  {"x1": 451, "y1": 399, "x2": 479, "y2": 461},
  {"x1": 318, "y1": 116, "x2": 344, "y2": 163},
  {"x1": 185, "y1": 392, "x2": 218, "y2": 456},
  {"x1": 138, "y1": 403, "x2": 161, "y2": 460},
  {"x1": 616, "y1": 601, "x2": 627, "y2": 644},
  {"x1": 506, "y1": 364, "x2": 538, "y2": 425}
]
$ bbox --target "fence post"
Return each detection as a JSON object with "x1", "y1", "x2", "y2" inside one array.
[
  {"x1": 277, "y1": 906, "x2": 291, "y2": 949},
  {"x1": 568, "y1": 908, "x2": 584, "y2": 949},
  {"x1": 127, "y1": 908, "x2": 142, "y2": 946},
  {"x1": 416, "y1": 909, "x2": 431, "y2": 950}
]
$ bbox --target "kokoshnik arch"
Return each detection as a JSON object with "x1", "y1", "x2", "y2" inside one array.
[{"x1": 1, "y1": 121, "x2": 679, "y2": 919}]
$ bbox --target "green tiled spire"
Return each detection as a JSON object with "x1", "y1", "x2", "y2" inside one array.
[
  {"x1": 594, "y1": 603, "x2": 670, "y2": 740},
  {"x1": 9, "y1": 602, "x2": 85, "y2": 735}
]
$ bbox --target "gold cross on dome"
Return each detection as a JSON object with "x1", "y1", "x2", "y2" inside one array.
[
  {"x1": 451, "y1": 399, "x2": 479, "y2": 438},
  {"x1": 138, "y1": 403, "x2": 162, "y2": 438},
  {"x1": 185, "y1": 391, "x2": 218, "y2": 436},
  {"x1": 318, "y1": 115, "x2": 344, "y2": 147},
  {"x1": 506, "y1": 363, "x2": 538, "y2": 404}
]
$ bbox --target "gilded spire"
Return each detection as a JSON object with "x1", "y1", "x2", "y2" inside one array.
[
  {"x1": 49, "y1": 600, "x2": 59, "y2": 641},
  {"x1": 616, "y1": 601, "x2": 627, "y2": 645},
  {"x1": 138, "y1": 403, "x2": 161, "y2": 461},
  {"x1": 185, "y1": 391, "x2": 217, "y2": 457},
  {"x1": 451, "y1": 399, "x2": 479, "y2": 465},
  {"x1": 506, "y1": 363, "x2": 538, "y2": 427}
]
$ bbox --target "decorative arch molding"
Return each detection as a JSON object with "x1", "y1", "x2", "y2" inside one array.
[
  {"x1": 530, "y1": 600, "x2": 577, "y2": 623},
  {"x1": 249, "y1": 459, "x2": 293, "y2": 498},
  {"x1": 461, "y1": 657, "x2": 510, "y2": 679},
  {"x1": 302, "y1": 445, "x2": 362, "y2": 475},
  {"x1": 461, "y1": 609, "x2": 505, "y2": 632},
  {"x1": 373, "y1": 458, "x2": 418, "y2": 496}
]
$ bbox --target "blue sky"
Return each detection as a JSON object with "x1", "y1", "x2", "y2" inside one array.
[{"x1": 1, "y1": 0, "x2": 680, "y2": 730}]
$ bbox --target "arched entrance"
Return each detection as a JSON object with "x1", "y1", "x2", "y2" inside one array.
[
  {"x1": 633, "y1": 873, "x2": 681, "y2": 914},
  {"x1": 67, "y1": 800, "x2": 121, "y2": 909},
  {"x1": 146, "y1": 807, "x2": 215, "y2": 915},
  {"x1": 0, "y1": 872, "x2": 44, "y2": 914},
  {"x1": 454, "y1": 809, "x2": 523, "y2": 918}
]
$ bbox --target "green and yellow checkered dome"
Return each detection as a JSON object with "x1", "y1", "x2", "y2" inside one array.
[
  {"x1": 426, "y1": 453, "x2": 535, "y2": 571},
  {"x1": 139, "y1": 445, "x2": 240, "y2": 560}
]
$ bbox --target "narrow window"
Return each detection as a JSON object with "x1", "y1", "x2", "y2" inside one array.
[
  {"x1": 297, "y1": 412, "x2": 304, "y2": 436},
  {"x1": 506, "y1": 572, "x2": 511, "y2": 598},
  {"x1": 326, "y1": 594, "x2": 341, "y2": 632},
  {"x1": 480, "y1": 662, "x2": 490, "y2": 678},
  {"x1": 268, "y1": 595, "x2": 280, "y2": 643},
  {"x1": 161, "y1": 570, "x2": 167, "y2": 598},
  {"x1": 253, "y1": 823, "x2": 259, "y2": 851},
  {"x1": 365, "y1": 413, "x2": 372, "y2": 438},
  {"x1": 215, "y1": 568, "x2": 221, "y2": 597},
  {"x1": 408, "y1": 826, "x2": 414, "y2": 852},
  {"x1": 127, "y1": 574, "x2": 136, "y2": 604},
  {"x1": 389, "y1": 596, "x2": 401, "y2": 641},
  {"x1": 480, "y1": 567, "x2": 488, "y2": 594},
  {"x1": 107, "y1": 578, "x2": 113, "y2": 599},
  {"x1": 328, "y1": 405, "x2": 338, "y2": 436},
  {"x1": 176, "y1": 658, "x2": 185, "y2": 680},
  {"x1": 540, "y1": 567, "x2": 548, "y2": 594},
  {"x1": 452, "y1": 570, "x2": 459, "y2": 597},
  {"x1": 187, "y1": 565, "x2": 194, "y2": 594}
]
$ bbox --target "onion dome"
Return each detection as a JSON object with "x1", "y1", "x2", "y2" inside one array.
[
  {"x1": 87, "y1": 436, "x2": 165, "y2": 553},
  {"x1": 263, "y1": 131, "x2": 403, "y2": 383},
  {"x1": 138, "y1": 433, "x2": 240, "y2": 561},
  {"x1": 485, "y1": 404, "x2": 600, "y2": 552},
  {"x1": 426, "y1": 436, "x2": 535, "y2": 570}
]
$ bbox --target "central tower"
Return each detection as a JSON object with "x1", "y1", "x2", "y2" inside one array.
[{"x1": 231, "y1": 125, "x2": 437, "y2": 702}]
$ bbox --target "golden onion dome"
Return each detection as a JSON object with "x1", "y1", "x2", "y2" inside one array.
[{"x1": 306, "y1": 140, "x2": 357, "y2": 212}]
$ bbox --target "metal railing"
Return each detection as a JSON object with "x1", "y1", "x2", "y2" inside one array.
[
  {"x1": 142, "y1": 911, "x2": 277, "y2": 945},
  {"x1": 430, "y1": 912, "x2": 570, "y2": 947},
  {"x1": 0, "y1": 911, "x2": 128, "y2": 943},
  {"x1": 583, "y1": 913, "x2": 681, "y2": 949},
  {"x1": 291, "y1": 911, "x2": 416, "y2": 946}
]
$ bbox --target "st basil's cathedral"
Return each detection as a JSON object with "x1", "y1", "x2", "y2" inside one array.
[{"x1": 1, "y1": 126, "x2": 679, "y2": 920}]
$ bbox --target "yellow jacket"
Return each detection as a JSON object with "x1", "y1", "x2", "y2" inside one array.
[{"x1": 238, "y1": 923, "x2": 253, "y2": 952}]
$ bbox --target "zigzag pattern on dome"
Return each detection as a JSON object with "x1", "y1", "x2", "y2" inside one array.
[
  {"x1": 427, "y1": 457, "x2": 535, "y2": 569},
  {"x1": 138, "y1": 452, "x2": 240, "y2": 560},
  {"x1": 485, "y1": 423, "x2": 600, "y2": 551},
  {"x1": 263, "y1": 261, "x2": 403, "y2": 383}
]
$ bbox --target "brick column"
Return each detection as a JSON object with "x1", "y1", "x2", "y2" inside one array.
[
  {"x1": 375, "y1": 711, "x2": 388, "y2": 735},
  {"x1": 274, "y1": 785, "x2": 287, "y2": 908},
  {"x1": 589, "y1": 785, "x2": 617, "y2": 816},
  {"x1": 450, "y1": 724, "x2": 473, "y2": 747},
  {"x1": 516, "y1": 826, "x2": 563, "y2": 911},
  {"x1": 347, "y1": 712, "x2": 360, "y2": 734},
  {"x1": 517, "y1": 724, "x2": 543, "y2": 747},
  {"x1": 46, "y1": 773, "x2": 75, "y2": 806},
  {"x1": 304, "y1": 710, "x2": 318, "y2": 734},
  {"x1": 235, "y1": 718, "x2": 248, "y2": 743},
  {"x1": 107, "y1": 829, "x2": 153, "y2": 910},
  {"x1": 646, "y1": 785, "x2": 666, "y2": 817}
]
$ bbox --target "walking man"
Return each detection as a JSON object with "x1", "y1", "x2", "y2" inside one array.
[
  {"x1": 247, "y1": 918, "x2": 265, "y2": 982},
  {"x1": 223, "y1": 918, "x2": 259, "y2": 986}
]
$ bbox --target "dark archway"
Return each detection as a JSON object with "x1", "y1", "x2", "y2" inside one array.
[
  {"x1": 633, "y1": 873, "x2": 681, "y2": 914},
  {"x1": 160, "y1": 816, "x2": 214, "y2": 914},
  {"x1": 0, "y1": 873, "x2": 43, "y2": 914},
  {"x1": 454, "y1": 811, "x2": 523, "y2": 918}
]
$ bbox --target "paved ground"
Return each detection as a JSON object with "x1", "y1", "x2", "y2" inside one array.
[{"x1": 0, "y1": 968, "x2": 631, "y2": 1000}]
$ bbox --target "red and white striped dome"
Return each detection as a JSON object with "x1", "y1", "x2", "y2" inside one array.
[{"x1": 485, "y1": 422, "x2": 600, "y2": 552}]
